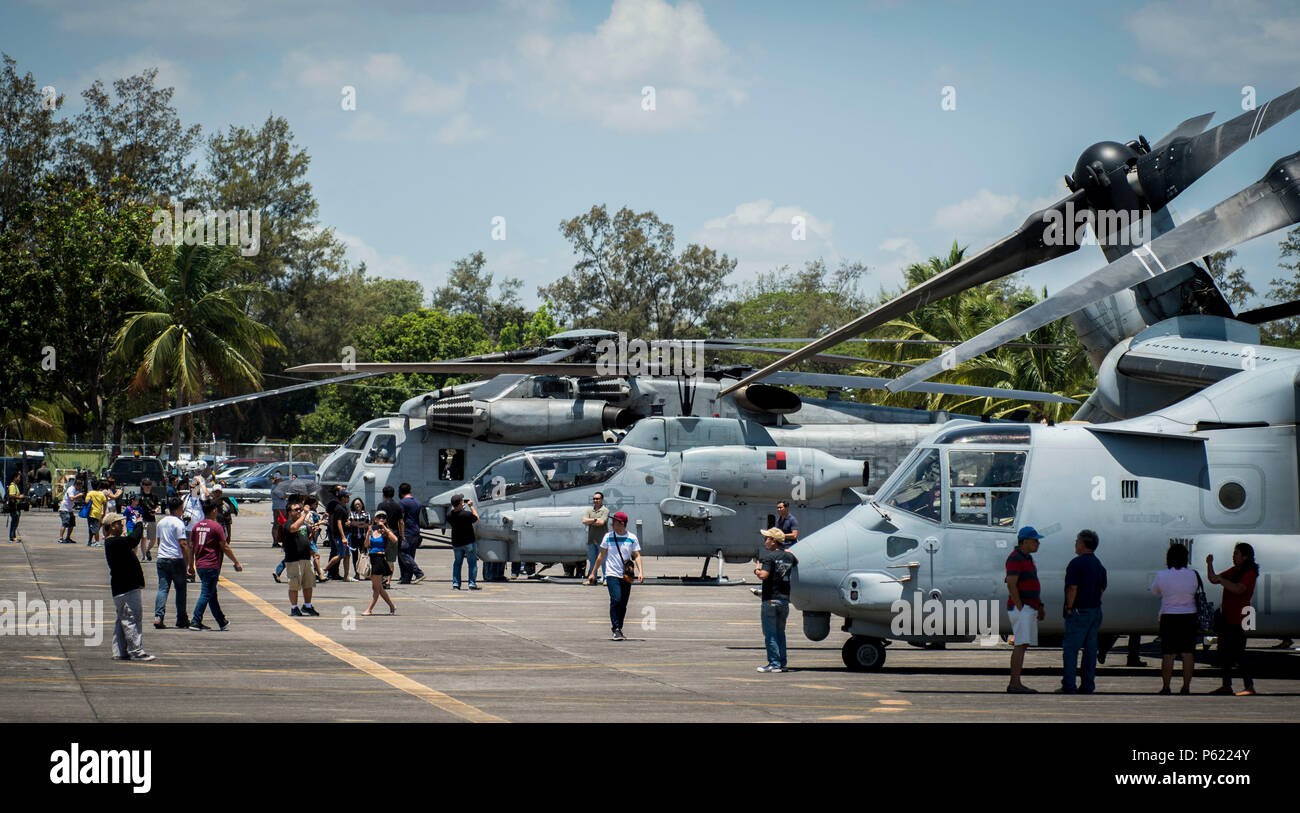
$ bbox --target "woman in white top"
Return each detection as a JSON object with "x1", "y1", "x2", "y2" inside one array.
[{"x1": 1150, "y1": 544, "x2": 1199, "y2": 694}]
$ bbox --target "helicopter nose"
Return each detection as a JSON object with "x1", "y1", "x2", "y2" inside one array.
[{"x1": 790, "y1": 523, "x2": 851, "y2": 612}]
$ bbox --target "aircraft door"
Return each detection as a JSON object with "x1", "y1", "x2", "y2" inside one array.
[{"x1": 515, "y1": 508, "x2": 587, "y2": 559}]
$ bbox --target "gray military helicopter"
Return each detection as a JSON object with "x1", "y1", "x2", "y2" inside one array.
[
  {"x1": 788, "y1": 124, "x2": 1300, "y2": 668},
  {"x1": 422, "y1": 415, "x2": 948, "y2": 577},
  {"x1": 133, "y1": 328, "x2": 1073, "y2": 514}
]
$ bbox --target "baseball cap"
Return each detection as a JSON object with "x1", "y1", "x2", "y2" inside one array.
[
  {"x1": 102, "y1": 512, "x2": 126, "y2": 528},
  {"x1": 760, "y1": 527, "x2": 786, "y2": 545},
  {"x1": 611, "y1": 511, "x2": 629, "y2": 524},
  {"x1": 1017, "y1": 526, "x2": 1044, "y2": 540}
]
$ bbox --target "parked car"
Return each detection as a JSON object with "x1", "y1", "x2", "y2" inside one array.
[
  {"x1": 223, "y1": 461, "x2": 318, "y2": 501},
  {"x1": 100, "y1": 455, "x2": 165, "y2": 496}
]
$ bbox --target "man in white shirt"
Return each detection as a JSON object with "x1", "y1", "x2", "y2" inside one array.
[
  {"x1": 153, "y1": 497, "x2": 192, "y2": 629},
  {"x1": 58, "y1": 480, "x2": 80, "y2": 544},
  {"x1": 585, "y1": 511, "x2": 642, "y2": 640}
]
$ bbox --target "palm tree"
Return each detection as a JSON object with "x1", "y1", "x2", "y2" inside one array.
[
  {"x1": 861, "y1": 242, "x2": 1095, "y2": 421},
  {"x1": 114, "y1": 243, "x2": 282, "y2": 458}
]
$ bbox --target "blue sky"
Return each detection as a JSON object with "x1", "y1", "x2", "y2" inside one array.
[{"x1": 8, "y1": 0, "x2": 1300, "y2": 312}]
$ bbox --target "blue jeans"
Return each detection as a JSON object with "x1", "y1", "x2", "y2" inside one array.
[
  {"x1": 154, "y1": 557, "x2": 189, "y2": 625},
  {"x1": 761, "y1": 598, "x2": 791, "y2": 668},
  {"x1": 452, "y1": 542, "x2": 478, "y2": 586},
  {"x1": 192, "y1": 568, "x2": 226, "y2": 626},
  {"x1": 587, "y1": 542, "x2": 601, "y2": 579},
  {"x1": 1062, "y1": 607, "x2": 1102, "y2": 691},
  {"x1": 399, "y1": 538, "x2": 422, "y2": 582},
  {"x1": 7, "y1": 511, "x2": 18, "y2": 540},
  {"x1": 606, "y1": 577, "x2": 632, "y2": 631}
]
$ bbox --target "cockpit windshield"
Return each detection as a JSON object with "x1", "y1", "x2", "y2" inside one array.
[
  {"x1": 880, "y1": 448, "x2": 942, "y2": 522},
  {"x1": 472, "y1": 454, "x2": 543, "y2": 502},
  {"x1": 529, "y1": 449, "x2": 627, "y2": 492},
  {"x1": 343, "y1": 431, "x2": 370, "y2": 451}
]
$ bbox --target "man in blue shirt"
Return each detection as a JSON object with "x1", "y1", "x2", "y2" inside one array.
[
  {"x1": 397, "y1": 483, "x2": 425, "y2": 584},
  {"x1": 776, "y1": 501, "x2": 799, "y2": 544},
  {"x1": 1060, "y1": 528, "x2": 1107, "y2": 694}
]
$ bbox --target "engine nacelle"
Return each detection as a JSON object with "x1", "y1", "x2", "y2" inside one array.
[
  {"x1": 430, "y1": 399, "x2": 636, "y2": 443},
  {"x1": 678, "y1": 446, "x2": 867, "y2": 501},
  {"x1": 731, "y1": 383, "x2": 801, "y2": 415}
]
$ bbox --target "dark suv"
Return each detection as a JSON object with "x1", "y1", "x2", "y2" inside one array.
[{"x1": 102, "y1": 456, "x2": 165, "y2": 495}]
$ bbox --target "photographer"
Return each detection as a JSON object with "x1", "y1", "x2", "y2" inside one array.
[
  {"x1": 447, "y1": 494, "x2": 479, "y2": 590},
  {"x1": 361, "y1": 511, "x2": 398, "y2": 615}
]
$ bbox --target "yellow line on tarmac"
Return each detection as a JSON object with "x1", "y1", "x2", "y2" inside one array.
[{"x1": 220, "y1": 576, "x2": 506, "y2": 723}]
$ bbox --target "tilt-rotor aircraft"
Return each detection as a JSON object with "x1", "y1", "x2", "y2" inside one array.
[
  {"x1": 132, "y1": 329, "x2": 1073, "y2": 513},
  {"x1": 774, "y1": 87, "x2": 1300, "y2": 670}
]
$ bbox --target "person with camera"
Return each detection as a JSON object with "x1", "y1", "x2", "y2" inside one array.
[
  {"x1": 585, "y1": 511, "x2": 642, "y2": 640},
  {"x1": 447, "y1": 494, "x2": 479, "y2": 590},
  {"x1": 281, "y1": 494, "x2": 319, "y2": 617},
  {"x1": 361, "y1": 511, "x2": 398, "y2": 615}
]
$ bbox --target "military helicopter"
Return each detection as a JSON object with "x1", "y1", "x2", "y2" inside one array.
[
  {"x1": 422, "y1": 415, "x2": 950, "y2": 578},
  {"x1": 785, "y1": 105, "x2": 1300, "y2": 668},
  {"x1": 133, "y1": 328, "x2": 1073, "y2": 514}
]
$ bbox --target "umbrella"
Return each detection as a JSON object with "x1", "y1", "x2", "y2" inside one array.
[{"x1": 271, "y1": 476, "x2": 320, "y2": 501}]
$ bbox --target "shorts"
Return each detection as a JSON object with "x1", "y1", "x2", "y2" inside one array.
[
  {"x1": 369, "y1": 553, "x2": 392, "y2": 577},
  {"x1": 144, "y1": 521, "x2": 157, "y2": 538},
  {"x1": 59, "y1": 510, "x2": 75, "y2": 529},
  {"x1": 1008, "y1": 605, "x2": 1039, "y2": 647},
  {"x1": 88, "y1": 518, "x2": 101, "y2": 537},
  {"x1": 1159, "y1": 613, "x2": 1198, "y2": 655},
  {"x1": 284, "y1": 559, "x2": 315, "y2": 591}
]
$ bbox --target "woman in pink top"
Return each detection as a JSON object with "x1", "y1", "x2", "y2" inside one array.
[{"x1": 1150, "y1": 544, "x2": 1199, "y2": 694}]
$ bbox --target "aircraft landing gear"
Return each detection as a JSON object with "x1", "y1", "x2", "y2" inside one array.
[{"x1": 842, "y1": 636, "x2": 887, "y2": 671}]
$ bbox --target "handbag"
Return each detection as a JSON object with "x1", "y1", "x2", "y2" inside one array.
[
  {"x1": 1193, "y1": 571, "x2": 1216, "y2": 634},
  {"x1": 78, "y1": 501, "x2": 91, "y2": 519},
  {"x1": 356, "y1": 549, "x2": 372, "y2": 579}
]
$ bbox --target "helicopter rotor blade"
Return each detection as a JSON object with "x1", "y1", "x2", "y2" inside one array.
[
  {"x1": 712, "y1": 337, "x2": 1072, "y2": 349},
  {"x1": 762, "y1": 371, "x2": 1077, "y2": 405},
  {"x1": 287, "y1": 362, "x2": 606, "y2": 376},
  {"x1": 888, "y1": 151, "x2": 1300, "y2": 393},
  {"x1": 700, "y1": 342, "x2": 914, "y2": 368},
  {"x1": 718, "y1": 189, "x2": 1089, "y2": 395},
  {"x1": 129, "y1": 372, "x2": 384, "y2": 425},
  {"x1": 1149, "y1": 111, "x2": 1215, "y2": 151}
]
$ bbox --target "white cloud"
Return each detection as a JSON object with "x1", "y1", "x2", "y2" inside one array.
[
  {"x1": 340, "y1": 111, "x2": 398, "y2": 143},
  {"x1": 693, "y1": 199, "x2": 834, "y2": 280},
  {"x1": 1128, "y1": 63, "x2": 1168, "y2": 88},
  {"x1": 508, "y1": 0, "x2": 747, "y2": 131},
  {"x1": 1124, "y1": 1, "x2": 1300, "y2": 84},
  {"x1": 871, "y1": 236, "x2": 922, "y2": 291},
  {"x1": 336, "y1": 230, "x2": 419, "y2": 282},
  {"x1": 435, "y1": 113, "x2": 492, "y2": 145},
  {"x1": 74, "y1": 53, "x2": 196, "y2": 104},
  {"x1": 279, "y1": 50, "x2": 467, "y2": 117},
  {"x1": 932, "y1": 188, "x2": 1060, "y2": 237}
]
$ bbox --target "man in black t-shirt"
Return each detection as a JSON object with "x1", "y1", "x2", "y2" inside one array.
[
  {"x1": 138, "y1": 479, "x2": 160, "y2": 561},
  {"x1": 102, "y1": 512, "x2": 154, "y2": 661},
  {"x1": 447, "y1": 494, "x2": 479, "y2": 590},
  {"x1": 280, "y1": 495, "x2": 319, "y2": 617},
  {"x1": 377, "y1": 486, "x2": 404, "y2": 589},
  {"x1": 755, "y1": 528, "x2": 797, "y2": 673},
  {"x1": 323, "y1": 488, "x2": 352, "y2": 580}
]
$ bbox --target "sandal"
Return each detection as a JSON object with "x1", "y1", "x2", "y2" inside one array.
[{"x1": 361, "y1": 611, "x2": 374, "y2": 616}]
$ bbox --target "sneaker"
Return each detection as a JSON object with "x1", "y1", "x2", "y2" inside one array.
[
  {"x1": 1006, "y1": 685, "x2": 1037, "y2": 694},
  {"x1": 301, "y1": 605, "x2": 320, "y2": 616},
  {"x1": 131, "y1": 653, "x2": 156, "y2": 662},
  {"x1": 769, "y1": 667, "x2": 785, "y2": 673},
  {"x1": 145, "y1": 554, "x2": 152, "y2": 561},
  {"x1": 612, "y1": 629, "x2": 626, "y2": 641},
  {"x1": 468, "y1": 583, "x2": 480, "y2": 591},
  {"x1": 1208, "y1": 685, "x2": 1235, "y2": 695},
  {"x1": 1236, "y1": 688, "x2": 1257, "y2": 696},
  {"x1": 218, "y1": 622, "x2": 230, "y2": 631},
  {"x1": 153, "y1": 618, "x2": 166, "y2": 629},
  {"x1": 175, "y1": 621, "x2": 189, "y2": 629},
  {"x1": 113, "y1": 654, "x2": 130, "y2": 661},
  {"x1": 413, "y1": 574, "x2": 426, "y2": 584},
  {"x1": 190, "y1": 621, "x2": 210, "y2": 631},
  {"x1": 290, "y1": 607, "x2": 303, "y2": 617},
  {"x1": 451, "y1": 584, "x2": 461, "y2": 590},
  {"x1": 1055, "y1": 686, "x2": 1077, "y2": 694},
  {"x1": 756, "y1": 665, "x2": 775, "y2": 673}
]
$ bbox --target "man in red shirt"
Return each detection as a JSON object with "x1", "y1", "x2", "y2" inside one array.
[
  {"x1": 1005, "y1": 526, "x2": 1045, "y2": 693},
  {"x1": 190, "y1": 499, "x2": 243, "y2": 631},
  {"x1": 1206, "y1": 543, "x2": 1259, "y2": 696}
]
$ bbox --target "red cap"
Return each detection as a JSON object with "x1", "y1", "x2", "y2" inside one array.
[{"x1": 612, "y1": 511, "x2": 629, "y2": 524}]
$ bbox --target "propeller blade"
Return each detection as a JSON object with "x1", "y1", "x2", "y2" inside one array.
[
  {"x1": 287, "y1": 362, "x2": 606, "y2": 376},
  {"x1": 129, "y1": 372, "x2": 384, "y2": 425},
  {"x1": 1150, "y1": 112, "x2": 1215, "y2": 151},
  {"x1": 1236, "y1": 299, "x2": 1300, "y2": 325},
  {"x1": 713, "y1": 337, "x2": 1072, "y2": 349},
  {"x1": 762, "y1": 371, "x2": 1077, "y2": 405},
  {"x1": 1138, "y1": 85, "x2": 1300, "y2": 211},
  {"x1": 718, "y1": 190, "x2": 1089, "y2": 395},
  {"x1": 889, "y1": 151, "x2": 1300, "y2": 393},
  {"x1": 700, "y1": 342, "x2": 913, "y2": 369}
]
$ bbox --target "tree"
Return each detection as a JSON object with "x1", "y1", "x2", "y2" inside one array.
[
  {"x1": 541, "y1": 205, "x2": 736, "y2": 339},
  {"x1": 114, "y1": 243, "x2": 283, "y2": 457},
  {"x1": 1205, "y1": 249, "x2": 1256, "y2": 311},
  {"x1": 59, "y1": 68, "x2": 201, "y2": 206},
  {"x1": 0, "y1": 54, "x2": 69, "y2": 236},
  {"x1": 1265, "y1": 225, "x2": 1300, "y2": 347},
  {"x1": 498, "y1": 301, "x2": 560, "y2": 351},
  {"x1": 430, "y1": 251, "x2": 527, "y2": 340}
]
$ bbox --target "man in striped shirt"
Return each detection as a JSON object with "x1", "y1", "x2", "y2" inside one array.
[{"x1": 1006, "y1": 526, "x2": 1045, "y2": 693}]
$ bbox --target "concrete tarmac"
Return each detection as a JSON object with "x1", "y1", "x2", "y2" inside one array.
[{"x1": 2, "y1": 507, "x2": 1297, "y2": 723}]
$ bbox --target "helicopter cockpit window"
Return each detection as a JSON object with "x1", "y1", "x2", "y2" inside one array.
[
  {"x1": 620, "y1": 419, "x2": 667, "y2": 453},
  {"x1": 343, "y1": 431, "x2": 370, "y2": 451},
  {"x1": 530, "y1": 449, "x2": 627, "y2": 492},
  {"x1": 946, "y1": 450, "x2": 1026, "y2": 527},
  {"x1": 531, "y1": 376, "x2": 574, "y2": 399},
  {"x1": 473, "y1": 455, "x2": 543, "y2": 501},
  {"x1": 365, "y1": 434, "x2": 397, "y2": 465},
  {"x1": 880, "y1": 448, "x2": 942, "y2": 522},
  {"x1": 320, "y1": 452, "x2": 361, "y2": 483}
]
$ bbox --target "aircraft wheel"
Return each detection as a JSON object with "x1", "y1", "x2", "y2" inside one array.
[{"x1": 842, "y1": 636, "x2": 887, "y2": 671}]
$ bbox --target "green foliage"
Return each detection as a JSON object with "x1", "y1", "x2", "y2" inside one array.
[
  {"x1": 1264, "y1": 225, "x2": 1300, "y2": 348},
  {"x1": 0, "y1": 54, "x2": 69, "y2": 236},
  {"x1": 542, "y1": 204, "x2": 736, "y2": 339},
  {"x1": 1205, "y1": 249, "x2": 1255, "y2": 310},
  {"x1": 499, "y1": 301, "x2": 560, "y2": 350},
  {"x1": 430, "y1": 251, "x2": 527, "y2": 340}
]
